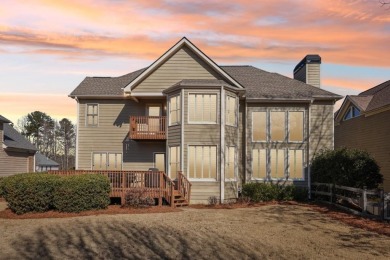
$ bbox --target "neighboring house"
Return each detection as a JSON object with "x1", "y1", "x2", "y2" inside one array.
[
  {"x1": 70, "y1": 37, "x2": 342, "y2": 203},
  {"x1": 35, "y1": 152, "x2": 59, "y2": 172},
  {"x1": 335, "y1": 80, "x2": 390, "y2": 191},
  {"x1": 0, "y1": 115, "x2": 37, "y2": 177}
]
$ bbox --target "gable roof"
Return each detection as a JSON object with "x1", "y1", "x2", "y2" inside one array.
[
  {"x1": 123, "y1": 37, "x2": 244, "y2": 92},
  {"x1": 3, "y1": 124, "x2": 37, "y2": 152},
  {"x1": 0, "y1": 115, "x2": 11, "y2": 123},
  {"x1": 35, "y1": 152, "x2": 59, "y2": 167},
  {"x1": 221, "y1": 66, "x2": 341, "y2": 100},
  {"x1": 69, "y1": 38, "x2": 342, "y2": 101},
  {"x1": 69, "y1": 68, "x2": 146, "y2": 97},
  {"x1": 335, "y1": 80, "x2": 390, "y2": 121}
]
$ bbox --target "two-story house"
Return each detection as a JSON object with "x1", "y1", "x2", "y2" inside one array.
[{"x1": 70, "y1": 38, "x2": 342, "y2": 204}]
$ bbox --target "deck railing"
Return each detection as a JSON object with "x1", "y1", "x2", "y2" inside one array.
[
  {"x1": 177, "y1": 171, "x2": 192, "y2": 204},
  {"x1": 129, "y1": 116, "x2": 166, "y2": 140},
  {"x1": 48, "y1": 170, "x2": 175, "y2": 206}
]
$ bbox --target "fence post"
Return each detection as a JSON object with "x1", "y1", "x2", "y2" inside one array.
[{"x1": 362, "y1": 186, "x2": 367, "y2": 214}]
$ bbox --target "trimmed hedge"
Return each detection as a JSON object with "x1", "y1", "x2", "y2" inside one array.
[
  {"x1": 1, "y1": 173, "x2": 61, "y2": 214},
  {"x1": 53, "y1": 174, "x2": 110, "y2": 212},
  {"x1": 1, "y1": 173, "x2": 110, "y2": 214},
  {"x1": 242, "y1": 183, "x2": 308, "y2": 202}
]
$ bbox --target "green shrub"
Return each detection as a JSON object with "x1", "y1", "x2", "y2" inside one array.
[
  {"x1": 1, "y1": 173, "x2": 61, "y2": 214},
  {"x1": 311, "y1": 148, "x2": 382, "y2": 189},
  {"x1": 242, "y1": 183, "x2": 307, "y2": 202},
  {"x1": 0, "y1": 177, "x2": 5, "y2": 197},
  {"x1": 53, "y1": 174, "x2": 110, "y2": 212}
]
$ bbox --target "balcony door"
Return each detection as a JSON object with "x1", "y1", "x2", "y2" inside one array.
[
  {"x1": 154, "y1": 153, "x2": 165, "y2": 172},
  {"x1": 147, "y1": 104, "x2": 162, "y2": 133}
]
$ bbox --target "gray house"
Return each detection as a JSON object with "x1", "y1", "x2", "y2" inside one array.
[
  {"x1": 0, "y1": 115, "x2": 37, "y2": 176},
  {"x1": 35, "y1": 152, "x2": 59, "y2": 172},
  {"x1": 70, "y1": 38, "x2": 342, "y2": 203}
]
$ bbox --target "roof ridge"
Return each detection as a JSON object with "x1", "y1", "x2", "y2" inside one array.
[{"x1": 359, "y1": 80, "x2": 390, "y2": 95}]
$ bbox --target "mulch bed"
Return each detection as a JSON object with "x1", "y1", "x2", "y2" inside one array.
[{"x1": 0, "y1": 205, "x2": 181, "y2": 219}]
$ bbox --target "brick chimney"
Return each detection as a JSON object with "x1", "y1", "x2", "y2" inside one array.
[{"x1": 293, "y1": 55, "x2": 321, "y2": 88}]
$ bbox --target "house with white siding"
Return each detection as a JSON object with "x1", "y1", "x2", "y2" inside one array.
[{"x1": 70, "y1": 37, "x2": 342, "y2": 204}]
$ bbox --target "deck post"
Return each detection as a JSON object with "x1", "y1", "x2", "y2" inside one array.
[
  {"x1": 121, "y1": 171, "x2": 125, "y2": 205},
  {"x1": 170, "y1": 182, "x2": 175, "y2": 208},
  {"x1": 158, "y1": 172, "x2": 163, "y2": 207}
]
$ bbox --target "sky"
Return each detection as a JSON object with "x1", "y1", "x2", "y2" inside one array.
[{"x1": 0, "y1": 0, "x2": 389, "y2": 124}]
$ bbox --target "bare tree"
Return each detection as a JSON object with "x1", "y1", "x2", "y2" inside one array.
[
  {"x1": 380, "y1": 0, "x2": 390, "y2": 8},
  {"x1": 57, "y1": 118, "x2": 76, "y2": 170}
]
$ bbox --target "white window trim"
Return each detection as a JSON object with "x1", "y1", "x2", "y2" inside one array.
[
  {"x1": 187, "y1": 144, "x2": 219, "y2": 182},
  {"x1": 225, "y1": 146, "x2": 237, "y2": 181},
  {"x1": 226, "y1": 95, "x2": 238, "y2": 127},
  {"x1": 287, "y1": 149, "x2": 305, "y2": 181},
  {"x1": 187, "y1": 92, "x2": 219, "y2": 125},
  {"x1": 287, "y1": 110, "x2": 305, "y2": 143},
  {"x1": 91, "y1": 152, "x2": 123, "y2": 170},
  {"x1": 86, "y1": 103, "x2": 99, "y2": 127},
  {"x1": 168, "y1": 94, "x2": 181, "y2": 126},
  {"x1": 251, "y1": 110, "x2": 268, "y2": 143}
]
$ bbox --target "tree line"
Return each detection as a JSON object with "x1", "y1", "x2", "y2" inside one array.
[{"x1": 16, "y1": 111, "x2": 76, "y2": 170}]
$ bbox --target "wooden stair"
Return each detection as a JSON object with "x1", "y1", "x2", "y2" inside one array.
[{"x1": 172, "y1": 190, "x2": 189, "y2": 207}]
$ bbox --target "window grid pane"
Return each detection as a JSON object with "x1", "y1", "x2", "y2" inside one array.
[
  {"x1": 253, "y1": 112, "x2": 266, "y2": 141},
  {"x1": 289, "y1": 112, "x2": 303, "y2": 142},
  {"x1": 289, "y1": 150, "x2": 303, "y2": 179},
  {"x1": 271, "y1": 149, "x2": 285, "y2": 179},
  {"x1": 189, "y1": 145, "x2": 217, "y2": 179},
  {"x1": 189, "y1": 94, "x2": 217, "y2": 123},
  {"x1": 87, "y1": 104, "x2": 98, "y2": 126},
  {"x1": 252, "y1": 149, "x2": 266, "y2": 179},
  {"x1": 271, "y1": 112, "x2": 285, "y2": 141}
]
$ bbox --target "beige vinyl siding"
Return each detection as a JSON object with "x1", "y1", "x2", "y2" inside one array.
[
  {"x1": 224, "y1": 181, "x2": 238, "y2": 200},
  {"x1": 307, "y1": 64, "x2": 320, "y2": 88},
  {"x1": 133, "y1": 46, "x2": 223, "y2": 93},
  {"x1": 309, "y1": 101, "x2": 334, "y2": 161},
  {"x1": 335, "y1": 109, "x2": 390, "y2": 191},
  {"x1": 167, "y1": 125, "x2": 181, "y2": 146},
  {"x1": 294, "y1": 65, "x2": 306, "y2": 83},
  {"x1": 0, "y1": 150, "x2": 30, "y2": 177},
  {"x1": 77, "y1": 99, "x2": 165, "y2": 171},
  {"x1": 190, "y1": 182, "x2": 219, "y2": 204}
]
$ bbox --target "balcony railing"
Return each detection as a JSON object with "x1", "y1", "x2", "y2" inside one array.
[{"x1": 129, "y1": 116, "x2": 166, "y2": 140}]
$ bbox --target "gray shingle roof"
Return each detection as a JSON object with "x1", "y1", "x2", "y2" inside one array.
[
  {"x1": 349, "y1": 95, "x2": 373, "y2": 111},
  {"x1": 0, "y1": 115, "x2": 11, "y2": 123},
  {"x1": 221, "y1": 66, "x2": 341, "y2": 100},
  {"x1": 35, "y1": 152, "x2": 59, "y2": 167},
  {"x1": 69, "y1": 68, "x2": 146, "y2": 97},
  {"x1": 69, "y1": 65, "x2": 341, "y2": 100},
  {"x1": 3, "y1": 124, "x2": 37, "y2": 152},
  {"x1": 358, "y1": 80, "x2": 390, "y2": 112}
]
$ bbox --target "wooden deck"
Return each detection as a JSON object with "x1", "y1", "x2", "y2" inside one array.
[
  {"x1": 48, "y1": 170, "x2": 191, "y2": 207},
  {"x1": 129, "y1": 116, "x2": 166, "y2": 140}
]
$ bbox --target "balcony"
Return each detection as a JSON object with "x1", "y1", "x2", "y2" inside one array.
[{"x1": 129, "y1": 116, "x2": 166, "y2": 140}]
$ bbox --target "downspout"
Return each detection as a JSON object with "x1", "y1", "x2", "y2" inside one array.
[
  {"x1": 220, "y1": 86, "x2": 225, "y2": 203},
  {"x1": 308, "y1": 99, "x2": 313, "y2": 200},
  {"x1": 181, "y1": 89, "x2": 184, "y2": 173},
  {"x1": 75, "y1": 97, "x2": 80, "y2": 170}
]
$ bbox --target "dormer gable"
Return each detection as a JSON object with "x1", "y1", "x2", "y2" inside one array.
[{"x1": 124, "y1": 37, "x2": 243, "y2": 95}]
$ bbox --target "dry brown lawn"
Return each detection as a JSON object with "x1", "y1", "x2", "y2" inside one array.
[{"x1": 1, "y1": 203, "x2": 390, "y2": 259}]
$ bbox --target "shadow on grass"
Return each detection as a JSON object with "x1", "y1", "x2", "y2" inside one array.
[{"x1": 7, "y1": 218, "x2": 266, "y2": 259}]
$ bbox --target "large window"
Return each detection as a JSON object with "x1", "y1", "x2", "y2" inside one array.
[
  {"x1": 188, "y1": 145, "x2": 217, "y2": 179},
  {"x1": 252, "y1": 148, "x2": 267, "y2": 179},
  {"x1": 225, "y1": 146, "x2": 235, "y2": 180},
  {"x1": 169, "y1": 95, "x2": 181, "y2": 125},
  {"x1": 289, "y1": 112, "x2": 304, "y2": 142},
  {"x1": 169, "y1": 146, "x2": 180, "y2": 179},
  {"x1": 92, "y1": 152, "x2": 122, "y2": 170},
  {"x1": 86, "y1": 104, "x2": 98, "y2": 126},
  {"x1": 270, "y1": 149, "x2": 285, "y2": 179},
  {"x1": 252, "y1": 112, "x2": 267, "y2": 141},
  {"x1": 289, "y1": 150, "x2": 304, "y2": 179},
  {"x1": 226, "y1": 95, "x2": 237, "y2": 126},
  {"x1": 188, "y1": 94, "x2": 217, "y2": 123},
  {"x1": 270, "y1": 112, "x2": 285, "y2": 141}
]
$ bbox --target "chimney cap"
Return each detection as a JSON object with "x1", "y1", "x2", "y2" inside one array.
[{"x1": 293, "y1": 54, "x2": 321, "y2": 74}]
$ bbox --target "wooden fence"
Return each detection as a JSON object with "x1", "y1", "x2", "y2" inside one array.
[
  {"x1": 48, "y1": 170, "x2": 175, "y2": 207},
  {"x1": 311, "y1": 182, "x2": 390, "y2": 220}
]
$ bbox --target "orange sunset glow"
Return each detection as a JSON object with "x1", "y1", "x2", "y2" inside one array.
[{"x1": 0, "y1": 0, "x2": 389, "y2": 123}]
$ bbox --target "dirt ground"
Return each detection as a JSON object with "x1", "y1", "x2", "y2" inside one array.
[{"x1": 1, "y1": 203, "x2": 390, "y2": 259}]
